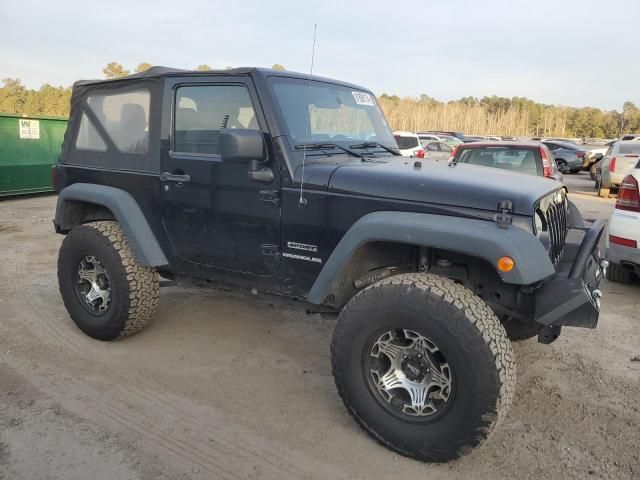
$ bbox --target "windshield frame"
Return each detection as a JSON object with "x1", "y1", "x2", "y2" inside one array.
[{"x1": 266, "y1": 75, "x2": 396, "y2": 161}]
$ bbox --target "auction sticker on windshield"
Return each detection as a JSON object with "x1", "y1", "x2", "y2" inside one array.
[{"x1": 352, "y1": 91, "x2": 375, "y2": 106}]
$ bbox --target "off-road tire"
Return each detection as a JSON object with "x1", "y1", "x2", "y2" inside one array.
[
  {"x1": 502, "y1": 317, "x2": 541, "y2": 341},
  {"x1": 331, "y1": 273, "x2": 515, "y2": 462},
  {"x1": 58, "y1": 221, "x2": 159, "y2": 340},
  {"x1": 606, "y1": 262, "x2": 633, "y2": 284}
]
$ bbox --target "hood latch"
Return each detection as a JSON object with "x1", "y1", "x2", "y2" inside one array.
[{"x1": 494, "y1": 200, "x2": 513, "y2": 229}]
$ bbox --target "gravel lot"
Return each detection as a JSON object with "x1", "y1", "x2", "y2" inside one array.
[{"x1": 0, "y1": 172, "x2": 638, "y2": 480}]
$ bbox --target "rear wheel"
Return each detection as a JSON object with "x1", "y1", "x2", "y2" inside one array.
[
  {"x1": 606, "y1": 262, "x2": 633, "y2": 284},
  {"x1": 57, "y1": 221, "x2": 159, "y2": 340},
  {"x1": 331, "y1": 273, "x2": 515, "y2": 462}
]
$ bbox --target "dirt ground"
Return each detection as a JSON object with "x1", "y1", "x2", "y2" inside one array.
[{"x1": 0, "y1": 173, "x2": 638, "y2": 480}]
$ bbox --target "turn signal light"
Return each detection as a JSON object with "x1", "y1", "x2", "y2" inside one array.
[
  {"x1": 610, "y1": 156, "x2": 617, "y2": 172},
  {"x1": 497, "y1": 256, "x2": 515, "y2": 273}
]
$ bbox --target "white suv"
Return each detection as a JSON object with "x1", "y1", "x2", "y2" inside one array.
[
  {"x1": 393, "y1": 131, "x2": 425, "y2": 157},
  {"x1": 606, "y1": 162, "x2": 640, "y2": 283}
]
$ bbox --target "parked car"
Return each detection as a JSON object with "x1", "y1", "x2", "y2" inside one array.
[
  {"x1": 541, "y1": 140, "x2": 591, "y2": 172},
  {"x1": 393, "y1": 131, "x2": 425, "y2": 157},
  {"x1": 52, "y1": 66, "x2": 606, "y2": 462},
  {"x1": 417, "y1": 133, "x2": 462, "y2": 148},
  {"x1": 437, "y1": 135, "x2": 463, "y2": 147},
  {"x1": 422, "y1": 141, "x2": 453, "y2": 161},
  {"x1": 419, "y1": 130, "x2": 466, "y2": 141},
  {"x1": 606, "y1": 162, "x2": 640, "y2": 283},
  {"x1": 620, "y1": 134, "x2": 640, "y2": 141},
  {"x1": 449, "y1": 142, "x2": 563, "y2": 181},
  {"x1": 597, "y1": 141, "x2": 640, "y2": 196},
  {"x1": 589, "y1": 141, "x2": 616, "y2": 180},
  {"x1": 461, "y1": 135, "x2": 486, "y2": 143}
]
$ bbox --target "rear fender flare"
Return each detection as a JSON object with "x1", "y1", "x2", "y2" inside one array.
[{"x1": 54, "y1": 183, "x2": 168, "y2": 267}]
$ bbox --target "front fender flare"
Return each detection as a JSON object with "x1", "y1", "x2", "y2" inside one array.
[
  {"x1": 306, "y1": 211, "x2": 555, "y2": 305},
  {"x1": 55, "y1": 183, "x2": 168, "y2": 267}
]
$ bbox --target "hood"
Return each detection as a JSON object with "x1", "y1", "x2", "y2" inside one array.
[{"x1": 297, "y1": 156, "x2": 562, "y2": 215}]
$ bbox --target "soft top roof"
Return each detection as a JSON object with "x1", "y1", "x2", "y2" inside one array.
[{"x1": 73, "y1": 66, "x2": 371, "y2": 92}]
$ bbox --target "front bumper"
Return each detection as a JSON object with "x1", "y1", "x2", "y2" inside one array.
[{"x1": 534, "y1": 220, "x2": 607, "y2": 331}]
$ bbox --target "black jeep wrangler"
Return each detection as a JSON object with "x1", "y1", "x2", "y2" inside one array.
[{"x1": 53, "y1": 67, "x2": 607, "y2": 462}]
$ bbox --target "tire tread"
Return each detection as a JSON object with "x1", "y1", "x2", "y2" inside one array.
[{"x1": 331, "y1": 273, "x2": 516, "y2": 461}]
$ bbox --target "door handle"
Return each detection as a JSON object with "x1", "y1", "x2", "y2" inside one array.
[{"x1": 160, "y1": 172, "x2": 191, "y2": 183}]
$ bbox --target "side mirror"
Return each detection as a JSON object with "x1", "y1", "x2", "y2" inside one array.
[
  {"x1": 220, "y1": 129, "x2": 265, "y2": 163},
  {"x1": 595, "y1": 153, "x2": 603, "y2": 160}
]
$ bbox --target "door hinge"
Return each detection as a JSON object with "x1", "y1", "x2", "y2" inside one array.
[
  {"x1": 260, "y1": 244, "x2": 281, "y2": 257},
  {"x1": 494, "y1": 199, "x2": 513, "y2": 229},
  {"x1": 259, "y1": 189, "x2": 280, "y2": 206}
]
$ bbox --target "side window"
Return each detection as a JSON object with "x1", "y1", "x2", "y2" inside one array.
[
  {"x1": 85, "y1": 90, "x2": 150, "y2": 154},
  {"x1": 426, "y1": 143, "x2": 439, "y2": 152},
  {"x1": 174, "y1": 85, "x2": 259, "y2": 155},
  {"x1": 75, "y1": 113, "x2": 107, "y2": 151},
  {"x1": 440, "y1": 143, "x2": 453, "y2": 153}
]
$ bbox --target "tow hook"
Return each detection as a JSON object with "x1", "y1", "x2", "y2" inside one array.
[
  {"x1": 592, "y1": 289, "x2": 603, "y2": 309},
  {"x1": 599, "y1": 259, "x2": 609, "y2": 277},
  {"x1": 538, "y1": 325, "x2": 562, "y2": 344}
]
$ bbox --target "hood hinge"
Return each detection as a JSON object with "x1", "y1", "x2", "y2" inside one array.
[{"x1": 494, "y1": 199, "x2": 513, "y2": 229}]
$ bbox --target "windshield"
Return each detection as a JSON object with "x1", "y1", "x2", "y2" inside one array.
[
  {"x1": 455, "y1": 146, "x2": 542, "y2": 176},
  {"x1": 269, "y1": 77, "x2": 396, "y2": 150},
  {"x1": 619, "y1": 143, "x2": 640, "y2": 154}
]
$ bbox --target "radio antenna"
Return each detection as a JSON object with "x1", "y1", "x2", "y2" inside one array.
[{"x1": 299, "y1": 23, "x2": 318, "y2": 208}]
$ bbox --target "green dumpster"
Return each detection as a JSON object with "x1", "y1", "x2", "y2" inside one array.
[{"x1": 0, "y1": 112, "x2": 68, "y2": 196}]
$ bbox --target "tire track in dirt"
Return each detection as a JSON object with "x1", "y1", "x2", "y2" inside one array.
[{"x1": 1, "y1": 216, "x2": 348, "y2": 480}]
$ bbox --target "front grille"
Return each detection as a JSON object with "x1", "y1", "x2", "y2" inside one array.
[{"x1": 538, "y1": 190, "x2": 568, "y2": 265}]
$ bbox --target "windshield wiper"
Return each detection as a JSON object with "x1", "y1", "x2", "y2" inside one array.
[
  {"x1": 349, "y1": 142, "x2": 400, "y2": 156},
  {"x1": 295, "y1": 142, "x2": 364, "y2": 159}
]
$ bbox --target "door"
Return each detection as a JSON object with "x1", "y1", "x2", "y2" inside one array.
[{"x1": 159, "y1": 80, "x2": 281, "y2": 276}]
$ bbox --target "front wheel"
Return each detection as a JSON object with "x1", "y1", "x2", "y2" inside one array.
[
  {"x1": 57, "y1": 221, "x2": 159, "y2": 340},
  {"x1": 331, "y1": 273, "x2": 515, "y2": 462}
]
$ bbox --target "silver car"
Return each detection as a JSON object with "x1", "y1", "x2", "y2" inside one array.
[
  {"x1": 420, "y1": 140, "x2": 453, "y2": 161},
  {"x1": 598, "y1": 141, "x2": 640, "y2": 194}
]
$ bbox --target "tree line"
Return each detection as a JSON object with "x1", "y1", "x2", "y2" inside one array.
[
  {"x1": 0, "y1": 62, "x2": 286, "y2": 118},
  {"x1": 1, "y1": 62, "x2": 638, "y2": 138},
  {"x1": 379, "y1": 94, "x2": 639, "y2": 139}
]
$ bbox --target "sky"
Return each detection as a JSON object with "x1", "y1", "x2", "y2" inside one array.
[{"x1": 1, "y1": 0, "x2": 638, "y2": 111}]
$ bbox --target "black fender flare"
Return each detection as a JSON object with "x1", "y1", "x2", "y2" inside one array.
[
  {"x1": 306, "y1": 211, "x2": 555, "y2": 305},
  {"x1": 54, "y1": 183, "x2": 168, "y2": 267}
]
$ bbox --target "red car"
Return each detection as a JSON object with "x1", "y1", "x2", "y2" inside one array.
[{"x1": 448, "y1": 142, "x2": 563, "y2": 181}]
